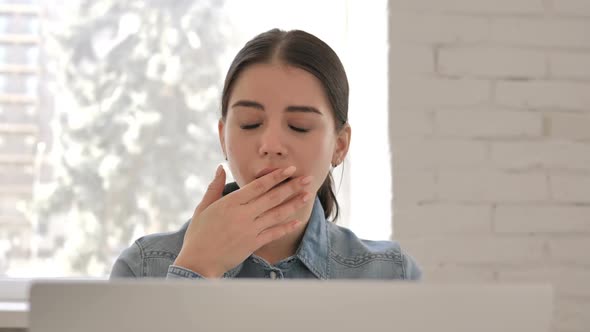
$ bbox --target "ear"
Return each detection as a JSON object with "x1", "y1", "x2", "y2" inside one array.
[
  {"x1": 332, "y1": 123, "x2": 351, "y2": 167},
  {"x1": 218, "y1": 118, "x2": 227, "y2": 158}
]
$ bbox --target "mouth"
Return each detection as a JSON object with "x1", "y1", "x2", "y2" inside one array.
[
  {"x1": 254, "y1": 168, "x2": 294, "y2": 190},
  {"x1": 254, "y1": 168, "x2": 279, "y2": 179},
  {"x1": 269, "y1": 177, "x2": 292, "y2": 190}
]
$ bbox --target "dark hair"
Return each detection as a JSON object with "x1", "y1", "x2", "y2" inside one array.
[{"x1": 221, "y1": 29, "x2": 349, "y2": 222}]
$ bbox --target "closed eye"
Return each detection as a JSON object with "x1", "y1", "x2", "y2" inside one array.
[
  {"x1": 240, "y1": 123, "x2": 309, "y2": 133},
  {"x1": 289, "y1": 125, "x2": 309, "y2": 133},
  {"x1": 240, "y1": 123, "x2": 261, "y2": 130}
]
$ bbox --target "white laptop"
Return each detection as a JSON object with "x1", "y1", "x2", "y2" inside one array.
[{"x1": 29, "y1": 280, "x2": 553, "y2": 332}]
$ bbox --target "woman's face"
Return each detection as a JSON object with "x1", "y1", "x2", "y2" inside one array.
[{"x1": 219, "y1": 62, "x2": 350, "y2": 196}]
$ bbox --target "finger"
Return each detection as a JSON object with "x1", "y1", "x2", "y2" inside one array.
[
  {"x1": 248, "y1": 174, "x2": 313, "y2": 217},
  {"x1": 255, "y1": 219, "x2": 301, "y2": 249},
  {"x1": 231, "y1": 166, "x2": 296, "y2": 204},
  {"x1": 194, "y1": 165, "x2": 226, "y2": 215},
  {"x1": 254, "y1": 191, "x2": 311, "y2": 232}
]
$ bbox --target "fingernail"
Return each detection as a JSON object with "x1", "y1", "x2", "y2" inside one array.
[
  {"x1": 282, "y1": 166, "x2": 296, "y2": 176},
  {"x1": 300, "y1": 176, "x2": 313, "y2": 185},
  {"x1": 215, "y1": 165, "x2": 223, "y2": 177}
]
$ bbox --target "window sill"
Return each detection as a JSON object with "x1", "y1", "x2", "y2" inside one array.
[
  {"x1": 0, "y1": 278, "x2": 30, "y2": 328},
  {"x1": 0, "y1": 277, "x2": 103, "y2": 329},
  {"x1": 0, "y1": 302, "x2": 27, "y2": 328}
]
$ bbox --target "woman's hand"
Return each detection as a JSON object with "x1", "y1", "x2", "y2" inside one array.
[{"x1": 173, "y1": 165, "x2": 313, "y2": 278}]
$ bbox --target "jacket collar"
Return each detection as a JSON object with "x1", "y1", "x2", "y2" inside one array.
[{"x1": 295, "y1": 196, "x2": 329, "y2": 279}]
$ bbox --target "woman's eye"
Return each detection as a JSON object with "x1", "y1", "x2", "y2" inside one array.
[
  {"x1": 240, "y1": 123, "x2": 261, "y2": 130},
  {"x1": 289, "y1": 125, "x2": 309, "y2": 133},
  {"x1": 240, "y1": 123, "x2": 309, "y2": 133}
]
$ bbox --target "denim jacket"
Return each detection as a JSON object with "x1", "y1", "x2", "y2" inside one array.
[{"x1": 110, "y1": 187, "x2": 422, "y2": 280}]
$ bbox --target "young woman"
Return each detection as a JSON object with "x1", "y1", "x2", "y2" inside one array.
[{"x1": 110, "y1": 29, "x2": 421, "y2": 280}]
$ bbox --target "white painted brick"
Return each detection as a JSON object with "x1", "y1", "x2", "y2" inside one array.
[
  {"x1": 499, "y1": 267, "x2": 590, "y2": 297},
  {"x1": 390, "y1": 0, "x2": 546, "y2": 14},
  {"x1": 401, "y1": 236, "x2": 546, "y2": 264},
  {"x1": 496, "y1": 81, "x2": 590, "y2": 111},
  {"x1": 390, "y1": 13, "x2": 489, "y2": 44},
  {"x1": 553, "y1": 0, "x2": 590, "y2": 16},
  {"x1": 390, "y1": 45, "x2": 435, "y2": 75},
  {"x1": 495, "y1": 205, "x2": 590, "y2": 233},
  {"x1": 491, "y1": 141, "x2": 590, "y2": 171},
  {"x1": 491, "y1": 18, "x2": 590, "y2": 48},
  {"x1": 549, "y1": 52, "x2": 590, "y2": 79},
  {"x1": 555, "y1": 297, "x2": 590, "y2": 332},
  {"x1": 392, "y1": 170, "x2": 437, "y2": 204},
  {"x1": 390, "y1": 77, "x2": 490, "y2": 108},
  {"x1": 435, "y1": 109, "x2": 543, "y2": 138},
  {"x1": 438, "y1": 47, "x2": 547, "y2": 78},
  {"x1": 438, "y1": 171, "x2": 549, "y2": 202},
  {"x1": 421, "y1": 265, "x2": 495, "y2": 282},
  {"x1": 550, "y1": 175, "x2": 590, "y2": 202},
  {"x1": 387, "y1": 6, "x2": 590, "y2": 332},
  {"x1": 393, "y1": 139, "x2": 487, "y2": 170},
  {"x1": 549, "y1": 112, "x2": 590, "y2": 141},
  {"x1": 549, "y1": 237, "x2": 590, "y2": 263},
  {"x1": 394, "y1": 203, "x2": 492, "y2": 236},
  {"x1": 390, "y1": 110, "x2": 433, "y2": 137}
]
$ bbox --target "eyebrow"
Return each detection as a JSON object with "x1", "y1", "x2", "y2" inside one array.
[{"x1": 231, "y1": 100, "x2": 323, "y2": 116}]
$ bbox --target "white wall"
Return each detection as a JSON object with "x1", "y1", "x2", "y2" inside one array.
[{"x1": 388, "y1": 1, "x2": 590, "y2": 331}]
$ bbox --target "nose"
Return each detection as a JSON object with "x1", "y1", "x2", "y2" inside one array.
[{"x1": 258, "y1": 123, "x2": 287, "y2": 158}]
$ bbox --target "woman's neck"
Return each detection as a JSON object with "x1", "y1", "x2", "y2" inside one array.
[{"x1": 253, "y1": 200, "x2": 315, "y2": 265}]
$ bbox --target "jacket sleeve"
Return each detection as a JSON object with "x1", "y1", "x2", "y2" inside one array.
[
  {"x1": 402, "y1": 250, "x2": 423, "y2": 281},
  {"x1": 166, "y1": 265, "x2": 205, "y2": 279},
  {"x1": 166, "y1": 264, "x2": 244, "y2": 279},
  {"x1": 109, "y1": 242, "x2": 142, "y2": 279}
]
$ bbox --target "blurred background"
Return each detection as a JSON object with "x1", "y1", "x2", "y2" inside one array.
[
  {"x1": 0, "y1": 0, "x2": 589, "y2": 331},
  {"x1": 0, "y1": 0, "x2": 390, "y2": 277}
]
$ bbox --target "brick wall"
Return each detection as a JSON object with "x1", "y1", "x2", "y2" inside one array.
[{"x1": 388, "y1": 1, "x2": 590, "y2": 331}]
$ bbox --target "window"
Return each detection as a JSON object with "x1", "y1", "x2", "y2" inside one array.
[{"x1": 0, "y1": 0, "x2": 389, "y2": 279}]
